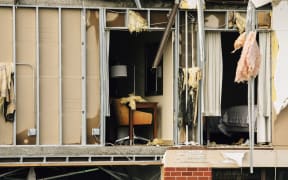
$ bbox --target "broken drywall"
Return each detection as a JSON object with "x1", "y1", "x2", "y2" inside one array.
[{"x1": 272, "y1": 0, "x2": 288, "y2": 115}]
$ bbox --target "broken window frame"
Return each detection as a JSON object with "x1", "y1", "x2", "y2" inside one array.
[{"x1": 176, "y1": 8, "x2": 272, "y2": 146}]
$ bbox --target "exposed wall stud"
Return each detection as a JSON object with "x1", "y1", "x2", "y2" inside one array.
[
  {"x1": 58, "y1": 7, "x2": 63, "y2": 145},
  {"x1": 81, "y1": 8, "x2": 87, "y2": 145},
  {"x1": 36, "y1": 6, "x2": 40, "y2": 145},
  {"x1": 12, "y1": 5, "x2": 16, "y2": 145}
]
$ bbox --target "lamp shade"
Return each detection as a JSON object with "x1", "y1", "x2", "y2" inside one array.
[{"x1": 111, "y1": 65, "x2": 127, "y2": 78}]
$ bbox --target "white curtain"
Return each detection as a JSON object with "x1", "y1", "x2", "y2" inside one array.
[
  {"x1": 202, "y1": 32, "x2": 223, "y2": 116},
  {"x1": 257, "y1": 32, "x2": 271, "y2": 143}
]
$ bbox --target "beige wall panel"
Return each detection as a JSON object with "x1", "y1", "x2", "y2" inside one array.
[
  {"x1": 0, "y1": 8, "x2": 12, "y2": 62},
  {"x1": 0, "y1": 8, "x2": 13, "y2": 144},
  {"x1": 146, "y1": 36, "x2": 174, "y2": 140},
  {"x1": 273, "y1": 106, "x2": 288, "y2": 146},
  {"x1": 86, "y1": 10, "x2": 100, "y2": 144},
  {"x1": 39, "y1": 9, "x2": 59, "y2": 144},
  {"x1": 16, "y1": 8, "x2": 36, "y2": 145},
  {"x1": 62, "y1": 9, "x2": 82, "y2": 144}
]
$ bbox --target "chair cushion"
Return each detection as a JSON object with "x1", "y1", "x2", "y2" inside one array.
[{"x1": 112, "y1": 99, "x2": 153, "y2": 126}]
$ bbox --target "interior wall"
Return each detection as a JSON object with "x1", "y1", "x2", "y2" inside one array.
[
  {"x1": 0, "y1": 7, "x2": 13, "y2": 144},
  {"x1": 39, "y1": 9, "x2": 59, "y2": 144},
  {"x1": 145, "y1": 36, "x2": 174, "y2": 140}
]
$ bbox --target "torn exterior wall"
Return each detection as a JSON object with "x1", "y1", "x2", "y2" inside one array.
[
  {"x1": 0, "y1": 7, "x2": 101, "y2": 145},
  {"x1": 272, "y1": 0, "x2": 288, "y2": 115},
  {"x1": 272, "y1": 0, "x2": 288, "y2": 146}
]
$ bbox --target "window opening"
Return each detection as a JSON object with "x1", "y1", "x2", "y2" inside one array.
[
  {"x1": 205, "y1": 32, "x2": 259, "y2": 146},
  {"x1": 106, "y1": 30, "x2": 163, "y2": 145}
]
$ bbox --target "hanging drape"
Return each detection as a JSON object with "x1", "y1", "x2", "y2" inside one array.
[
  {"x1": 202, "y1": 32, "x2": 223, "y2": 116},
  {"x1": 257, "y1": 32, "x2": 271, "y2": 143}
]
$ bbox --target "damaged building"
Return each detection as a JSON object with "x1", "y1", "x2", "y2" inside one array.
[{"x1": 0, "y1": 0, "x2": 288, "y2": 179}]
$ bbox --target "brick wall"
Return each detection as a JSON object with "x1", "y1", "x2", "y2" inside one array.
[{"x1": 163, "y1": 167, "x2": 212, "y2": 180}]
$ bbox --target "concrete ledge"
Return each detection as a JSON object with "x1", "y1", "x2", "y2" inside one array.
[
  {"x1": 163, "y1": 149, "x2": 288, "y2": 168},
  {"x1": 0, "y1": 145, "x2": 168, "y2": 166}
]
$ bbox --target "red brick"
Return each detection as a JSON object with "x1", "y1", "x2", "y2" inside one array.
[
  {"x1": 193, "y1": 171, "x2": 203, "y2": 176},
  {"x1": 187, "y1": 177, "x2": 197, "y2": 180},
  {"x1": 165, "y1": 167, "x2": 176, "y2": 172},
  {"x1": 176, "y1": 167, "x2": 187, "y2": 171},
  {"x1": 164, "y1": 177, "x2": 175, "y2": 180},
  {"x1": 203, "y1": 171, "x2": 212, "y2": 177},
  {"x1": 164, "y1": 171, "x2": 171, "y2": 176},
  {"x1": 182, "y1": 171, "x2": 193, "y2": 176},
  {"x1": 197, "y1": 168, "x2": 210, "y2": 171},
  {"x1": 198, "y1": 177, "x2": 209, "y2": 180},
  {"x1": 187, "y1": 168, "x2": 198, "y2": 171},
  {"x1": 176, "y1": 177, "x2": 187, "y2": 180},
  {"x1": 171, "y1": 172, "x2": 182, "y2": 176}
]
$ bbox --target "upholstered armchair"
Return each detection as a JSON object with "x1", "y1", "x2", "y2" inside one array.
[{"x1": 111, "y1": 98, "x2": 153, "y2": 145}]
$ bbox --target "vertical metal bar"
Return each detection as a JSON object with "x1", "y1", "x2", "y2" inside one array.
[
  {"x1": 251, "y1": 77, "x2": 255, "y2": 171},
  {"x1": 99, "y1": 8, "x2": 106, "y2": 145},
  {"x1": 184, "y1": 10, "x2": 189, "y2": 145},
  {"x1": 81, "y1": 8, "x2": 87, "y2": 145},
  {"x1": 246, "y1": 0, "x2": 256, "y2": 173},
  {"x1": 191, "y1": 16, "x2": 196, "y2": 67},
  {"x1": 173, "y1": 10, "x2": 180, "y2": 145},
  {"x1": 125, "y1": 9, "x2": 129, "y2": 28},
  {"x1": 267, "y1": 32, "x2": 272, "y2": 143},
  {"x1": 147, "y1": 9, "x2": 150, "y2": 29},
  {"x1": 12, "y1": 5, "x2": 16, "y2": 145},
  {"x1": 225, "y1": 11, "x2": 229, "y2": 29},
  {"x1": 36, "y1": 6, "x2": 40, "y2": 145},
  {"x1": 248, "y1": 79, "x2": 253, "y2": 173},
  {"x1": 196, "y1": 0, "x2": 205, "y2": 145},
  {"x1": 185, "y1": 10, "x2": 188, "y2": 108},
  {"x1": 58, "y1": 7, "x2": 63, "y2": 145}
]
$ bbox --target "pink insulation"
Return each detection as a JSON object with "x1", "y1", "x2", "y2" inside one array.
[{"x1": 234, "y1": 31, "x2": 261, "y2": 83}]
